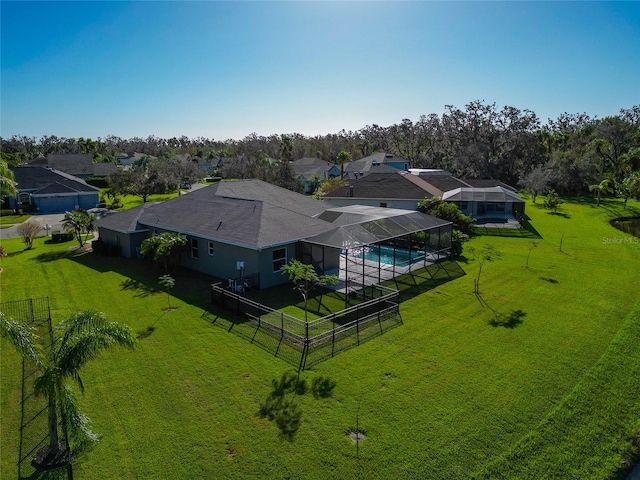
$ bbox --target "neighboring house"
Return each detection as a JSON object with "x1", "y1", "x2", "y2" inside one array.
[
  {"x1": 195, "y1": 156, "x2": 224, "y2": 175},
  {"x1": 415, "y1": 172, "x2": 524, "y2": 222},
  {"x1": 115, "y1": 152, "x2": 157, "y2": 168},
  {"x1": 342, "y1": 152, "x2": 410, "y2": 180},
  {"x1": 28, "y1": 154, "x2": 118, "y2": 177},
  {"x1": 324, "y1": 170, "x2": 525, "y2": 224},
  {"x1": 8, "y1": 166, "x2": 100, "y2": 213},
  {"x1": 323, "y1": 172, "x2": 439, "y2": 210},
  {"x1": 95, "y1": 179, "x2": 451, "y2": 289},
  {"x1": 290, "y1": 157, "x2": 341, "y2": 193}
]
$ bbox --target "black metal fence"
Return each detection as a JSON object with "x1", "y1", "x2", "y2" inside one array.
[
  {"x1": 209, "y1": 283, "x2": 402, "y2": 369},
  {"x1": 0, "y1": 297, "x2": 72, "y2": 480}
]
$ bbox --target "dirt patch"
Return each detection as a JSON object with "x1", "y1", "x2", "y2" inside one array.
[{"x1": 348, "y1": 430, "x2": 367, "y2": 443}]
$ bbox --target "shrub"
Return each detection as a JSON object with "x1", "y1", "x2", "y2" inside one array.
[
  {"x1": 0, "y1": 209, "x2": 15, "y2": 216},
  {"x1": 85, "y1": 177, "x2": 109, "y2": 188},
  {"x1": 16, "y1": 220, "x2": 42, "y2": 249}
]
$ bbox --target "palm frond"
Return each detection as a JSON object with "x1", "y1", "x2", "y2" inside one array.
[
  {"x1": 55, "y1": 317, "x2": 136, "y2": 391},
  {"x1": 58, "y1": 383, "x2": 98, "y2": 446},
  {"x1": 0, "y1": 312, "x2": 42, "y2": 366}
]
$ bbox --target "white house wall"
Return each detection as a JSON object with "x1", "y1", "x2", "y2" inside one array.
[{"x1": 323, "y1": 198, "x2": 421, "y2": 211}]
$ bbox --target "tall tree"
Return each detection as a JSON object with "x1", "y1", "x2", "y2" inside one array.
[
  {"x1": 0, "y1": 159, "x2": 17, "y2": 197},
  {"x1": 336, "y1": 150, "x2": 352, "y2": 180},
  {"x1": 520, "y1": 166, "x2": 550, "y2": 203}
]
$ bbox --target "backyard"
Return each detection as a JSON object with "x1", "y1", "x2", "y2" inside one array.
[{"x1": 1, "y1": 196, "x2": 639, "y2": 479}]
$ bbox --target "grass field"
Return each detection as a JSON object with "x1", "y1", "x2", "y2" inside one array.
[
  {"x1": 1, "y1": 196, "x2": 639, "y2": 479},
  {"x1": 0, "y1": 214, "x2": 31, "y2": 226}
]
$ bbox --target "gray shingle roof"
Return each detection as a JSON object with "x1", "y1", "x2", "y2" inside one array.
[
  {"x1": 11, "y1": 167, "x2": 100, "y2": 194},
  {"x1": 96, "y1": 180, "x2": 335, "y2": 249},
  {"x1": 324, "y1": 172, "x2": 437, "y2": 199}
]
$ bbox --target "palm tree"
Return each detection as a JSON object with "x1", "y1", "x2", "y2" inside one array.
[
  {"x1": 62, "y1": 210, "x2": 97, "y2": 247},
  {"x1": 1, "y1": 310, "x2": 136, "y2": 467},
  {"x1": 589, "y1": 178, "x2": 614, "y2": 206},
  {"x1": 1, "y1": 159, "x2": 18, "y2": 198},
  {"x1": 336, "y1": 150, "x2": 352, "y2": 180}
]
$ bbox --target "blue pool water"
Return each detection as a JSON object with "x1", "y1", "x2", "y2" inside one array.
[{"x1": 347, "y1": 246, "x2": 424, "y2": 266}]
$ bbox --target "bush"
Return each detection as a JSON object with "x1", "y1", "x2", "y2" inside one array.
[
  {"x1": 1, "y1": 209, "x2": 15, "y2": 216},
  {"x1": 85, "y1": 177, "x2": 109, "y2": 188},
  {"x1": 52, "y1": 231, "x2": 74, "y2": 243}
]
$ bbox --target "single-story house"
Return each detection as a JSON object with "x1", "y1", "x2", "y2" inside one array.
[
  {"x1": 95, "y1": 179, "x2": 452, "y2": 289},
  {"x1": 290, "y1": 157, "x2": 341, "y2": 193},
  {"x1": 8, "y1": 166, "x2": 101, "y2": 213},
  {"x1": 323, "y1": 170, "x2": 525, "y2": 224}
]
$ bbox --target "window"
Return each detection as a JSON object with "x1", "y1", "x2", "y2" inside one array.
[
  {"x1": 379, "y1": 202, "x2": 387, "y2": 208},
  {"x1": 272, "y1": 248, "x2": 287, "y2": 272},
  {"x1": 18, "y1": 193, "x2": 30, "y2": 204},
  {"x1": 208, "y1": 241, "x2": 214, "y2": 256},
  {"x1": 460, "y1": 201, "x2": 468, "y2": 210},
  {"x1": 191, "y1": 238, "x2": 199, "y2": 259}
]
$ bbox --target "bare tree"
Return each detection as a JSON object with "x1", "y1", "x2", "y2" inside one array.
[{"x1": 16, "y1": 220, "x2": 42, "y2": 250}]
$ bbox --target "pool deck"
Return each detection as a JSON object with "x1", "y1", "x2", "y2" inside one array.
[{"x1": 327, "y1": 253, "x2": 447, "y2": 294}]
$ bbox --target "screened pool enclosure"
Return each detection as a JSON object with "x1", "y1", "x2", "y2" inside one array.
[{"x1": 300, "y1": 205, "x2": 453, "y2": 288}]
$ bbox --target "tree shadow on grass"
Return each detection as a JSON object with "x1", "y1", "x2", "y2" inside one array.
[
  {"x1": 547, "y1": 211, "x2": 571, "y2": 219},
  {"x1": 259, "y1": 371, "x2": 306, "y2": 441},
  {"x1": 311, "y1": 376, "x2": 336, "y2": 399},
  {"x1": 120, "y1": 278, "x2": 157, "y2": 297},
  {"x1": 476, "y1": 294, "x2": 526, "y2": 329},
  {"x1": 539, "y1": 276, "x2": 559, "y2": 284},
  {"x1": 33, "y1": 251, "x2": 74, "y2": 263},
  {"x1": 67, "y1": 253, "x2": 216, "y2": 312},
  {"x1": 488, "y1": 309, "x2": 527, "y2": 328},
  {"x1": 136, "y1": 325, "x2": 155, "y2": 339}
]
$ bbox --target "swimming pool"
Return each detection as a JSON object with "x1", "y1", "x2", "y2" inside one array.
[{"x1": 346, "y1": 245, "x2": 425, "y2": 266}]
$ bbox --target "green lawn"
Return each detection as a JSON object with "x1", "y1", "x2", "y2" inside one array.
[
  {"x1": 109, "y1": 192, "x2": 181, "y2": 211},
  {"x1": 0, "y1": 213, "x2": 31, "y2": 225},
  {"x1": 1, "y1": 197, "x2": 639, "y2": 479}
]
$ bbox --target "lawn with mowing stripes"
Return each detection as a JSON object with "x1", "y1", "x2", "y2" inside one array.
[{"x1": 1, "y1": 196, "x2": 639, "y2": 479}]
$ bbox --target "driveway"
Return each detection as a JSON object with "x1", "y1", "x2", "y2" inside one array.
[
  {"x1": 1, "y1": 213, "x2": 67, "y2": 239},
  {"x1": 0, "y1": 208, "x2": 116, "y2": 240}
]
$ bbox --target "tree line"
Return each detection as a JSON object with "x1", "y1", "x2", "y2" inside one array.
[{"x1": 2, "y1": 101, "x2": 639, "y2": 197}]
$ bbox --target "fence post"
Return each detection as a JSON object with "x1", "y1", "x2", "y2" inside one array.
[
  {"x1": 281, "y1": 313, "x2": 284, "y2": 339},
  {"x1": 332, "y1": 318, "x2": 335, "y2": 357},
  {"x1": 356, "y1": 305, "x2": 360, "y2": 345}
]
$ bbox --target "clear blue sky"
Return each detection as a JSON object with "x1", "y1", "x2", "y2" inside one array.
[{"x1": 1, "y1": 1, "x2": 639, "y2": 141}]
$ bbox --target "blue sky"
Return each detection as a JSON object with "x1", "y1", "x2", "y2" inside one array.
[{"x1": 1, "y1": 1, "x2": 639, "y2": 141}]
